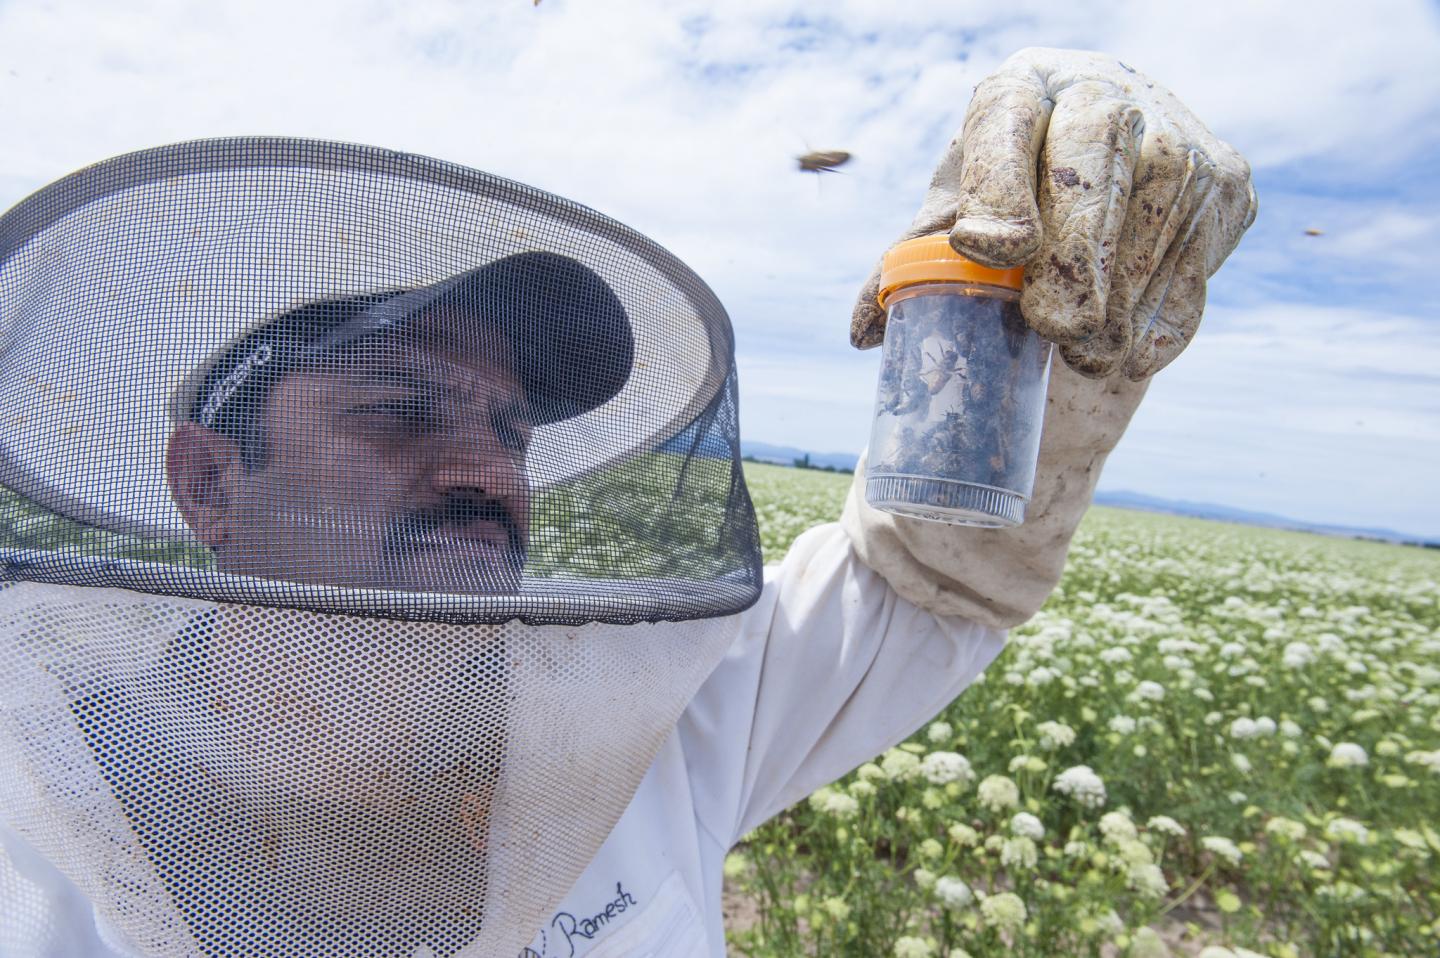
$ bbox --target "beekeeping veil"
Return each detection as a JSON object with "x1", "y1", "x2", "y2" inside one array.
[{"x1": 0, "y1": 138, "x2": 761, "y2": 957}]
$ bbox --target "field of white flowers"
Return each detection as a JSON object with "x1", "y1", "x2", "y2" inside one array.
[{"x1": 729, "y1": 462, "x2": 1440, "y2": 958}]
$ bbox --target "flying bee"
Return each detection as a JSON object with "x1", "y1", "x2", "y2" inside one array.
[{"x1": 796, "y1": 150, "x2": 852, "y2": 174}]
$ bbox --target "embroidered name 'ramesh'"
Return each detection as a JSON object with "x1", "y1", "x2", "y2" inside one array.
[{"x1": 518, "y1": 881, "x2": 640, "y2": 958}]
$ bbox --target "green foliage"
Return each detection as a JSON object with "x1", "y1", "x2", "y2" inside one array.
[
  {"x1": 732, "y1": 465, "x2": 1440, "y2": 958},
  {"x1": 0, "y1": 486, "x2": 212, "y2": 568}
]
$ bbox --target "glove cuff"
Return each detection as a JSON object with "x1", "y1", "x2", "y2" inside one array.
[{"x1": 840, "y1": 363, "x2": 1148, "y2": 629}]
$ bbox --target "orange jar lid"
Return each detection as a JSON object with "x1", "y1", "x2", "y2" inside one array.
[{"x1": 877, "y1": 234, "x2": 1024, "y2": 307}]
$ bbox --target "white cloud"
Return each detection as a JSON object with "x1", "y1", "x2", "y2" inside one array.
[
  {"x1": 1, "y1": 0, "x2": 1438, "y2": 535},
  {"x1": 1109, "y1": 303, "x2": 1440, "y2": 536}
]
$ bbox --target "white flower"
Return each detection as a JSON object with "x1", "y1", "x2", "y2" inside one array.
[
  {"x1": 977, "y1": 774, "x2": 1020, "y2": 812},
  {"x1": 1297, "y1": 849, "x2": 1331, "y2": 870},
  {"x1": 1027, "y1": 666, "x2": 1058, "y2": 686},
  {"x1": 857, "y1": 762, "x2": 886, "y2": 782},
  {"x1": 926, "y1": 721, "x2": 953, "y2": 743},
  {"x1": 934, "y1": 876, "x2": 973, "y2": 909},
  {"x1": 1127, "y1": 862, "x2": 1169, "y2": 898},
  {"x1": 1008, "y1": 754, "x2": 1046, "y2": 774},
  {"x1": 1010, "y1": 812, "x2": 1045, "y2": 839},
  {"x1": 1053, "y1": 765, "x2": 1107, "y2": 809},
  {"x1": 1129, "y1": 680, "x2": 1166, "y2": 703},
  {"x1": 1218, "y1": 642, "x2": 1246, "y2": 659},
  {"x1": 919, "y1": 751, "x2": 975, "y2": 786},
  {"x1": 1116, "y1": 838, "x2": 1154, "y2": 868},
  {"x1": 947, "y1": 950, "x2": 974, "y2": 958},
  {"x1": 1000, "y1": 836, "x2": 1038, "y2": 870},
  {"x1": 1036, "y1": 720, "x2": 1076, "y2": 750},
  {"x1": 894, "y1": 936, "x2": 934, "y2": 958},
  {"x1": 1328, "y1": 742, "x2": 1369, "y2": 768},
  {"x1": 808, "y1": 787, "x2": 859, "y2": 819},
  {"x1": 1280, "y1": 719, "x2": 1303, "y2": 738},
  {"x1": 1146, "y1": 816, "x2": 1186, "y2": 838},
  {"x1": 979, "y1": 892, "x2": 1027, "y2": 932},
  {"x1": 1282, "y1": 641, "x2": 1315, "y2": 668},
  {"x1": 1324, "y1": 818, "x2": 1370, "y2": 844},
  {"x1": 1201, "y1": 836, "x2": 1243, "y2": 865},
  {"x1": 947, "y1": 823, "x2": 979, "y2": 847},
  {"x1": 849, "y1": 780, "x2": 877, "y2": 798},
  {"x1": 1129, "y1": 927, "x2": 1172, "y2": 958},
  {"x1": 1107, "y1": 715, "x2": 1137, "y2": 735},
  {"x1": 1230, "y1": 753, "x2": 1253, "y2": 774},
  {"x1": 1405, "y1": 749, "x2": 1440, "y2": 773},
  {"x1": 822, "y1": 896, "x2": 850, "y2": 921},
  {"x1": 1228, "y1": 717, "x2": 1258, "y2": 739},
  {"x1": 881, "y1": 749, "x2": 922, "y2": 780},
  {"x1": 1100, "y1": 647, "x2": 1132, "y2": 665},
  {"x1": 1264, "y1": 817, "x2": 1306, "y2": 842},
  {"x1": 1099, "y1": 811, "x2": 1138, "y2": 844},
  {"x1": 1197, "y1": 948, "x2": 1237, "y2": 958},
  {"x1": 912, "y1": 867, "x2": 937, "y2": 890}
]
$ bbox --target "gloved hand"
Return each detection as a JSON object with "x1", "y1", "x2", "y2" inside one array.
[
  {"x1": 841, "y1": 48, "x2": 1255, "y2": 629},
  {"x1": 851, "y1": 47, "x2": 1257, "y2": 380}
]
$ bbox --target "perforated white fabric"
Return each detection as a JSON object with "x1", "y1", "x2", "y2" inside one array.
[{"x1": 0, "y1": 581, "x2": 738, "y2": 957}]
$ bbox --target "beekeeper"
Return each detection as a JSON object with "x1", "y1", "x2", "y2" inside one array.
[{"x1": 0, "y1": 48, "x2": 1254, "y2": 958}]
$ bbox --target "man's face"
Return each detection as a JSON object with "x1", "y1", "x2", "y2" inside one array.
[{"x1": 168, "y1": 333, "x2": 533, "y2": 594}]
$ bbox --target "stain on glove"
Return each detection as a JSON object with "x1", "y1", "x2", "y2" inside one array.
[{"x1": 851, "y1": 47, "x2": 1258, "y2": 381}]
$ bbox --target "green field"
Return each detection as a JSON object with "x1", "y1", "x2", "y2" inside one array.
[{"x1": 732, "y1": 461, "x2": 1440, "y2": 958}]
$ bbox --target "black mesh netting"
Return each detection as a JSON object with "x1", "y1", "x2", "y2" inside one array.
[{"x1": 0, "y1": 137, "x2": 763, "y2": 625}]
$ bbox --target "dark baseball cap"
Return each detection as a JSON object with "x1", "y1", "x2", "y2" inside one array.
[{"x1": 176, "y1": 251, "x2": 634, "y2": 433}]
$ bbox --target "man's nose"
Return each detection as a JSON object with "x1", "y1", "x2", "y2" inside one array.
[
  {"x1": 423, "y1": 429, "x2": 523, "y2": 500},
  {"x1": 427, "y1": 458, "x2": 515, "y2": 500}
]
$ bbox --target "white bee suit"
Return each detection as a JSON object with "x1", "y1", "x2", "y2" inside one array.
[
  {"x1": 0, "y1": 362, "x2": 1144, "y2": 958},
  {"x1": 0, "y1": 522, "x2": 1003, "y2": 958}
]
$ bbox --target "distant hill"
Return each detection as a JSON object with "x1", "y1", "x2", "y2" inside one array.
[
  {"x1": 1091, "y1": 490, "x2": 1436, "y2": 546},
  {"x1": 740, "y1": 440, "x2": 859, "y2": 472},
  {"x1": 739, "y1": 441, "x2": 1437, "y2": 547}
]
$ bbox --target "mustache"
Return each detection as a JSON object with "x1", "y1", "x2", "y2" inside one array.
[{"x1": 384, "y1": 491, "x2": 528, "y2": 565}]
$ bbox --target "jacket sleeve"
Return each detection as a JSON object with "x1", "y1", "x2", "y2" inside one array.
[
  {"x1": 676, "y1": 365, "x2": 1147, "y2": 847},
  {"x1": 677, "y1": 522, "x2": 1006, "y2": 847}
]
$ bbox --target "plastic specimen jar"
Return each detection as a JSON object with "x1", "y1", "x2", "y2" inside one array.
[{"x1": 865, "y1": 234, "x2": 1052, "y2": 527}]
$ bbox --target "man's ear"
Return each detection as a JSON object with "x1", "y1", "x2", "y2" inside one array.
[{"x1": 165, "y1": 422, "x2": 244, "y2": 549}]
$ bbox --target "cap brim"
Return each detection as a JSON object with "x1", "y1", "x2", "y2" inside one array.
[{"x1": 323, "y1": 252, "x2": 634, "y2": 426}]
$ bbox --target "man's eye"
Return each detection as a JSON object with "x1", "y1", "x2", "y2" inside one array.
[
  {"x1": 493, "y1": 416, "x2": 527, "y2": 453},
  {"x1": 345, "y1": 399, "x2": 434, "y2": 430}
]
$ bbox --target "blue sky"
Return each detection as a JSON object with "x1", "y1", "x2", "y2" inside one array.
[{"x1": 2, "y1": 0, "x2": 1438, "y2": 538}]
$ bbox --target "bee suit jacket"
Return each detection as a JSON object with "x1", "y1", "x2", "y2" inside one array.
[{"x1": 0, "y1": 364, "x2": 1144, "y2": 958}]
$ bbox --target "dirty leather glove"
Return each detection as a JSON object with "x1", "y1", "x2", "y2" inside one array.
[
  {"x1": 841, "y1": 48, "x2": 1255, "y2": 628},
  {"x1": 851, "y1": 47, "x2": 1258, "y2": 380}
]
